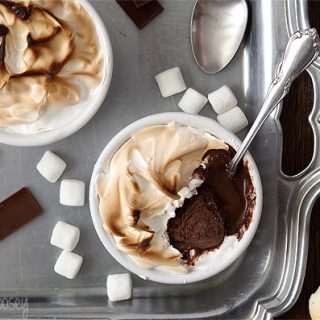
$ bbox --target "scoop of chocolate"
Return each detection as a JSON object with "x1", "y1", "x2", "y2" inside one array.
[
  {"x1": 167, "y1": 147, "x2": 255, "y2": 264},
  {"x1": 167, "y1": 187, "x2": 225, "y2": 259}
]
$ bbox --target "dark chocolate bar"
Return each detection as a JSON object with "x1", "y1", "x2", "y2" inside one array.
[
  {"x1": 133, "y1": 0, "x2": 151, "y2": 8},
  {"x1": 116, "y1": 0, "x2": 164, "y2": 29},
  {"x1": 0, "y1": 187, "x2": 43, "y2": 240}
]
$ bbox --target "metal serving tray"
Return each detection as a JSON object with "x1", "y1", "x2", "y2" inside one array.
[{"x1": 1, "y1": 0, "x2": 319, "y2": 318}]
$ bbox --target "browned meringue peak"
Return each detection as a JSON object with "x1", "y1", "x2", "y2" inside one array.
[
  {"x1": 0, "y1": 0, "x2": 103, "y2": 126},
  {"x1": 96, "y1": 124, "x2": 229, "y2": 270}
]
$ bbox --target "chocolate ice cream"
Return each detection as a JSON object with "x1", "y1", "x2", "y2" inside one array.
[
  {"x1": 167, "y1": 187, "x2": 225, "y2": 256},
  {"x1": 167, "y1": 147, "x2": 255, "y2": 264}
]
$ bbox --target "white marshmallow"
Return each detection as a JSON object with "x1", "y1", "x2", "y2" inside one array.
[
  {"x1": 36, "y1": 151, "x2": 66, "y2": 183},
  {"x1": 107, "y1": 273, "x2": 132, "y2": 302},
  {"x1": 208, "y1": 85, "x2": 237, "y2": 114},
  {"x1": 155, "y1": 67, "x2": 186, "y2": 97},
  {"x1": 60, "y1": 179, "x2": 85, "y2": 206},
  {"x1": 50, "y1": 221, "x2": 80, "y2": 251},
  {"x1": 178, "y1": 88, "x2": 208, "y2": 114},
  {"x1": 217, "y1": 107, "x2": 249, "y2": 133},
  {"x1": 310, "y1": 286, "x2": 320, "y2": 320},
  {"x1": 54, "y1": 251, "x2": 83, "y2": 279}
]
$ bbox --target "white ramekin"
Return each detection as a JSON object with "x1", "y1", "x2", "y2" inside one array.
[
  {"x1": 89, "y1": 112, "x2": 263, "y2": 284},
  {"x1": 0, "y1": 0, "x2": 113, "y2": 147}
]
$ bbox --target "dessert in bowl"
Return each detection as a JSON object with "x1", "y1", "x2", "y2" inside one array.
[
  {"x1": 0, "y1": 0, "x2": 112, "y2": 146},
  {"x1": 89, "y1": 113, "x2": 262, "y2": 284}
]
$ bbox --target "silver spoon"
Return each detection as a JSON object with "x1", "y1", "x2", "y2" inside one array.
[
  {"x1": 191, "y1": 0, "x2": 248, "y2": 74},
  {"x1": 228, "y1": 28, "x2": 320, "y2": 175}
]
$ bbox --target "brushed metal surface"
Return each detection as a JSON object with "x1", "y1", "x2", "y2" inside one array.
[{"x1": 0, "y1": 0, "x2": 318, "y2": 319}]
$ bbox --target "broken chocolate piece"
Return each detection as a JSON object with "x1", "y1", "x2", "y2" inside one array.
[
  {"x1": 133, "y1": 0, "x2": 151, "y2": 8},
  {"x1": 116, "y1": 0, "x2": 164, "y2": 29},
  {"x1": 0, "y1": 187, "x2": 43, "y2": 240}
]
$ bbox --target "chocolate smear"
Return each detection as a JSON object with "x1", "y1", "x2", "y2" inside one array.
[{"x1": 0, "y1": 0, "x2": 33, "y2": 20}]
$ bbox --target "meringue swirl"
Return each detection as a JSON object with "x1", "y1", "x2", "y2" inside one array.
[
  {"x1": 96, "y1": 123, "x2": 229, "y2": 271},
  {"x1": 0, "y1": 0, "x2": 103, "y2": 126}
]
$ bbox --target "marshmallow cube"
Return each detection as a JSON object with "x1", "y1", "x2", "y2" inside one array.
[
  {"x1": 107, "y1": 273, "x2": 132, "y2": 302},
  {"x1": 54, "y1": 251, "x2": 83, "y2": 279},
  {"x1": 178, "y1": 88, "x2": 208, "y2": 114},
  {"x1": 155, "y1": 67, "x2": 186, "y2": 97},
  {"x1": 60, "y1": 179, "x2": 85, "y2": 207},
  {"x1": 208, "y1": 85, "x2": 237, "y2": 114},
  {"x1": 50, "y1": 221, "x2": 80, "y2": 251},
  {"x1": 217, "y1": 107, "x2": 249, "y2": 134},
  {"x1": 309, "y1": 287, "x2": 320, "y2": 320},
  {"x1": 37, "y1": 151, "x2": 66, "y2": 183}
]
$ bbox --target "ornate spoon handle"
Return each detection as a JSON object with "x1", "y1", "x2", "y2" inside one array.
[{"x1": 228, "y1": 29, "x2": 320, "y2": 175}]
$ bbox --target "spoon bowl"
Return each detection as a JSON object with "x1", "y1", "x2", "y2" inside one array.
[{"x1": 191, "y1": 0, "x2": 248, "y2": 74}]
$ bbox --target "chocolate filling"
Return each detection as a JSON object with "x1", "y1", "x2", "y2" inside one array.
[{"x1": 167, "y1": 147, "x2": 256, "y2": 265}]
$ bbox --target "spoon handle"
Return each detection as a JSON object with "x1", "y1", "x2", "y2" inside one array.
[{"x1": 228, "y1": 28, "x2": 320, "y2": 174}]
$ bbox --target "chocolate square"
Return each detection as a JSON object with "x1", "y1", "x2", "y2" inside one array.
[
  {"x1": 0, "y1": 188, "x2": 43, "y2": 240},
  {"x1": 116, "y1": 0, "x2": 164, "y2": 29},
  {"x1": 133, "y1": 0, "x2": 151, "y2": 8}
]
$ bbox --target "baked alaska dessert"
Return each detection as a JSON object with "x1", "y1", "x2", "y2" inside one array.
[
  {"x1": 96, "y1": 123, "x2": 256, "y2": 273},
  {"x1": 0, "y1": 0, "x2": 103, "y2": 133}
]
